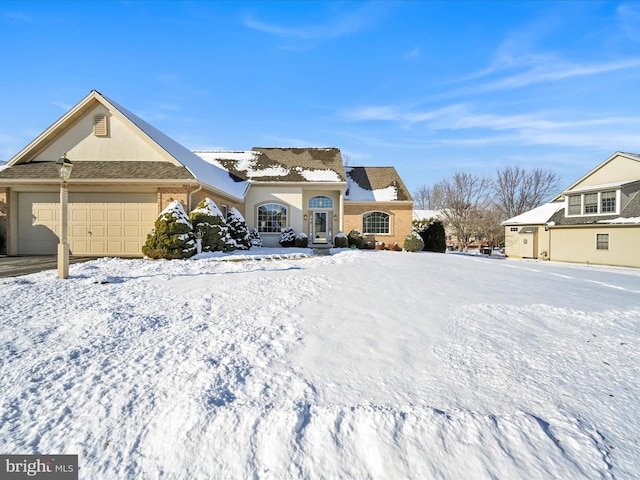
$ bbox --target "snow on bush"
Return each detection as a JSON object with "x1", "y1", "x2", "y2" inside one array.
[
  {"x1": 189, "y1": 198, "x2": 234, "y2": 253},
  {"x1": 403, "y1": 231, "x2": 425, "y2": 252},
  {"x1": 227, "y1": 207, "x2": 251, "y2": 250},
  {"x1": 334, "y1": 232, "x2": 348, "y2": 248},
  {"x1": 295, "y1": 232, "x2": 309, "y2": 248},
  {"x1": 142, "y1": 200, "x2": 196, "y2": 259},
  {"x1": 279, "y1": 226, "x2": 296, "y2": 247},
  {"x1": 249, "y1": 228, "x2": 263, "y2": 248}
]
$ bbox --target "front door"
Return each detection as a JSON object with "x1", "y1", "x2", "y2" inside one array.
[{"x1": 313, "y1": 211, "x2": 328, "y2": 243}]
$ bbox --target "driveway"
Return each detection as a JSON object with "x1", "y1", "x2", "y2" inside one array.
[{"x1": 0, "y1": 256, "x2": 95, "y2": 278}]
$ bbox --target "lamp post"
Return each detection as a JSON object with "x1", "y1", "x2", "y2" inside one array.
[{"x1": 56, "y1": 153, "x2": 73, "y2": 279}]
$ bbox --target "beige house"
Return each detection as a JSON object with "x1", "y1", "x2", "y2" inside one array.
[
  {"x1": 0, "y1": 90, "x2": 413, "y2": 256},
  {"x1": 503, "y1": 152, "x2": 640, "y2": 268}
]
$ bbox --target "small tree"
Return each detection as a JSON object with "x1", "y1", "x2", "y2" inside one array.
[
  {"x1": 414, "y1": 218, "x2": 446, "y2": 253},
  {"x1": 279, "y1": 226, "x2": 296, "y2": 247},
  {"x1": 189, "y1": 198, "x2": 234, "y2": 252},
  {"x1": 142, "y1": 200, "x2": 196, "y2": 259},
  {"x1": 249, "y1": 228, "x2": 263, "y2": 248},
  {"x1": 227, "y1": 207, "x2": 251, "y2": 250},
  {"x1": 403, "y1": 232, "x2": 425, "y2": 252}
]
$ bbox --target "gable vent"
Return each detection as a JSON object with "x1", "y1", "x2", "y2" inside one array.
[{"x1": 93, "y1": 114, "x2": 108, "y2": 136}]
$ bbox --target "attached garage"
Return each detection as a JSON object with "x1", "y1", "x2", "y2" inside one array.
[{"x1": 17, "y1": 192, "x2": 157, "y2": 256}]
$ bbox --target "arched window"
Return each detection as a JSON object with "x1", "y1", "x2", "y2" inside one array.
[
  {"x1": 308, "y1": 196, "x2": 334, "y2": 209},
  {"x1": 257, "y1": 203, "x2": 288, "y2": 233},
  {"x1": 363, "y1": 211, "x2": 390, "y2": 234}
]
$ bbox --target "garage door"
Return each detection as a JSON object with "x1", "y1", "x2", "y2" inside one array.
[{"x1": 18, "y1": 192, "x2": 158, "y2": 256}]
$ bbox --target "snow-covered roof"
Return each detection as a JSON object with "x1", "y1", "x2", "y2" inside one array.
[
  {"x1": 598, "y1": 216, "x2": 640, "y2": 224},
  {"x1": 195, "y1": 148, "x2": 345, "y2": 183},
  {"x1": 413, "y1": 209, "x2": 445, "y2": 221},
  {"x1": 502, "y1": 202, "x2": 564, "y2": 225},
  {"x1": 344, "y1": 166, "x2": 412, "y2": 202},
  {"x1": 102, "y1": 94, "x2": 249, "y2": 200}
]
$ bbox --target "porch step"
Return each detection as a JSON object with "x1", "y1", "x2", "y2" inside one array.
[{"x1": 312, "y1": 244, "x2": 332, "y2": 256}]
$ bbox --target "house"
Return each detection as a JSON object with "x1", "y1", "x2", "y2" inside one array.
[
  {"x1": 0, "y1": 90, "x2": 413, "y2": 256},
  {"x1": 503, "y1": 152, "x2": 640, "y2": 268}
]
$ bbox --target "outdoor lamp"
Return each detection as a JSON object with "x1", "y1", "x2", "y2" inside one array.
[
  {"x1": 56, "y1": 153, "x2": 74, "y2": 182},
  {"x1": 56, "y1": 153, "x2": 73, "y2": 279}
]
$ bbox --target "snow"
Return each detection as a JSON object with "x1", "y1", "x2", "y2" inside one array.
[
  {"x1": 160, "y1": 200, "x2": 191, "y2": 225},
  {"x1": 599, "y1": 216, "x2": 640, "y2": 224},
  {"x1": 502, "y1": 202, "x2": 564, "y2": 225},
  {"x1": 1, "y1": 250, "x2": 639, "y2": 479},
  {"x1": 412, "y1": 209, "x2": 444, "y2": 221},
  {"x1": 99, "y1": 97, "x2": 249, "y2": 200},
  {"x1": 295, "y1": 167, "x2": 342, "y2": 182},
  {"x1": 0, "y1": 164, "x2": 9, "y2": 172},
  {"x1": 345, "y1": 182, "x2": 397, "y2": 201},
  {"x1": 190, "y1": 197, "x2": 223, "y2": 218}
]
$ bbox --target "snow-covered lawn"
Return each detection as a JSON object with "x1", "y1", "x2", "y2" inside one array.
[{"x1": 1, "y1": 249, "x2": 639, "y2": 479}]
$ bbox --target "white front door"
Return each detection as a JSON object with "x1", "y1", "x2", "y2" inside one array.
[{"x1": 313, "y1": 211, "x2": 328, "y2": 243}]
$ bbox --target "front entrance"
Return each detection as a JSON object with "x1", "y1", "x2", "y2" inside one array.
[{"x1": 312, "y1": 211, "x2": 329, "y2": 243}]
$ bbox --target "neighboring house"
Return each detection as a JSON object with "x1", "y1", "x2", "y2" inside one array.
[
  {"x1": 0, "y1": 90, "x2": 413, "y2": 256},
  {"x1": 503, "y1": 151, "x2": 640, "y2": 268}
]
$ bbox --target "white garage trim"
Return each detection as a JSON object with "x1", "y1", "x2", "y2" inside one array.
[{"x1": 18, "y1": 192, "x2": 157, "y2": 256}]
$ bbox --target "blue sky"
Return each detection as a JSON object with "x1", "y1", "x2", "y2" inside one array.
[{"x1": 2, "y1": 1, "x2": 640, "y2": 194}]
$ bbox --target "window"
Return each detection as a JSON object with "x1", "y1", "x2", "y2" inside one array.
[
  {"x1": 93, "y1": 114, "x2": 108, "y2": 136},
  {"x1": 510, "y1": 227, "x2": 518, "y2": 232},
  {"x1": 220, "y1": 204, "x2": 228, "y2": 219},
  {"x1": 596, "y1": 233, "x2": 609, "y2": 250},
  {"x1": 584, "y1": 193, "x2": 598, "y2": 214},
  {"x1": 308, "y1": 196, "x2": 333, "y2": 209},
  {"x1": 601, "y1": 191, "x2": 616, "y2": 213},
  {"x1": 363, "y1": 211, "x2": 390, "y2": 234},
  {"x1": 568, "y1": 195, "x2": 581, "y2": 215},
  {"x1": 257, "y1": 203, "x2": 287, "y2": 233}
]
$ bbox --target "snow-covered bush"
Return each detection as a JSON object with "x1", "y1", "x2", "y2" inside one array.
[
  {"x1": 414, "y1": 218, "x2": 446, "y2": 253},
  {"x1": 347, "y1": 229, "x2": 364, "y2": 249},
  {"x1": 295, "y1": 232, "x2": 309, "y2": 248},
  {"x1": 227, "y1": 207, "x2": 251, "y2": 250},
  {"x1": 334, "y1": 232, "x2": 348, "y2": 248},
  {"x1": 249, "y1": 228, "x2": 263, "y2": 248},
  {"x1": 279, "y1": 226, "x2": 296, "y2": 247},
  {"x1": 142, "y1": 200, "x2": 196, "y2": 259},
  {"x1": 403, "y1": 232, "x2": 425, "y2": 252},
  {"x1": 189, "y1": 198, "x2": 234, "y2": 253}
]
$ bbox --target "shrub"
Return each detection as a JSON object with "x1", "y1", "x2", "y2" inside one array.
[
  {"x1": 279, "y1": 226, "x2": 296, "y2": 247},
  {"x1": 334, "y1": 232, "x2": 348, "y2": 248},
  {"x1": 416, "y1": 218, "x2": 447, "y2": 253},
  {"x1": 347, "y1": 229, "x2": 364, "y2": 249},
  {"x1": 295, "y1": 232, "x2": 309, "y2": 248},
  {"x1": 189, "y1": 198, "x2": 234, "y2": 253},
  {"x1": 142, "y1": 200, "x2": 196, "y2": 259},
  {"x1": 249, "y1": 228, "x2": 263, "y2": 248},
  {"x1": 227, "y1": 207, "x2": 251, "y2": 250},
  {"x1": 403, "y1": 232, "x2": 425, "y2": 252}
]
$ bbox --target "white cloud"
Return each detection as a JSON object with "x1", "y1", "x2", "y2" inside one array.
[{"x1": 616, "y1": 3, "x2": 640, "y2": 42}]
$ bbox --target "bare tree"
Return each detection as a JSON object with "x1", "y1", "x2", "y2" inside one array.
[
  {"x1": 433, "y1": 172, "x2": 492, "y2": 252},
  {"x1": 493, "y1": 166, "x2": 560, "y2": 220},
  {"x1": 412, "y1": 184, "x2": 445, "y2": 210}
]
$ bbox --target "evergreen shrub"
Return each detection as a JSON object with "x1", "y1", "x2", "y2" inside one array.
[
  {"x1": 403, "y1": 232, "x2": 425, "y2": 252},
  {"x1": 189, "y1": 198, "x2": 234, "y2": 253},
  {"x1": 279, "y1": 226, "x2": 296, "y2": 247},
  {"x1": 142, "y1": 200, "x2": 196, "y2": 259},
  {"x1": 347, "y1": 229, "x2": 364, "y2": 249},
  {"x1": 414, "y1": 218, "x2": 447, "y2": 253},
  {"x1": 227, "y1": 207, "x2": 251, "y2": 250},
  {"x1": 295, "y1": 232, "x2": 309, "y2": 248},
  {"x1": 249, "y1": 228, "x2": 263, "y2": 247},
  {"x1": 334, "y1": 232, "x2": 348, "y2": 248}
]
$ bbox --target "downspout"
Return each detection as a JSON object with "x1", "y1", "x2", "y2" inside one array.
[{"x1": 188, "y1": 184, "x2": 203, "y2": 211}]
